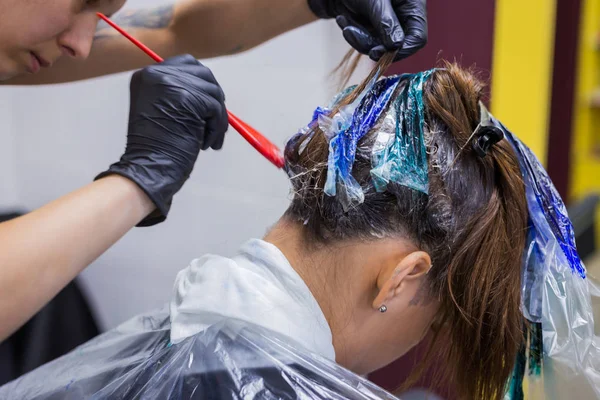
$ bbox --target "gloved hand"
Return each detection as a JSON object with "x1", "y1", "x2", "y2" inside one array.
[
  {"x1": 307, "y1": 0, "x2": 427, "y2": 61},
  {"x1": 96, "y1": 54, "x2": 228, "y2": 226}
]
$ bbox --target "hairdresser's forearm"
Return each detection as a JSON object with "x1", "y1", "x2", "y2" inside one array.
[
  {"x1": 0, "y1": 175, "x2": 154, "y2": 341},
  {"x1": 168, "y1": 0, "x2": 317, "y2": 58}
]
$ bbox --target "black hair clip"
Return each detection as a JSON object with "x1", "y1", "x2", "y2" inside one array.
[{"x1": 472, "y1": 125, "x2": 504, "y2": 158}]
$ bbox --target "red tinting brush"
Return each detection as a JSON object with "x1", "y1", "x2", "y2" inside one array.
[{"x1": 97, "y1": 12, "x2": 285, "y2": 169}]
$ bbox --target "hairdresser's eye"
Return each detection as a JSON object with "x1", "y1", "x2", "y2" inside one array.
[{"x1": 83, "y1": 0, "x2": 100, "y2": 8}]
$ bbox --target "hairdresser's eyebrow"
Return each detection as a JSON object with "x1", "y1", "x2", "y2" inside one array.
[
  {"x1": 103, "y1": 0, "x2": 119, "y2": 17},
  {"x1": 95, "y1": 4, "x2": 175, "y2": 40}
]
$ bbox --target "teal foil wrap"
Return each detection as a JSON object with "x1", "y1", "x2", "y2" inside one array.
[{"x1": 370, "y1": 70, "x2": 434, "y2": 195}]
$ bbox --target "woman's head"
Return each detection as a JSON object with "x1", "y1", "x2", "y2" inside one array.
[
  {"x1": 274, "y1": 58, "x2": 528, "y2": 399},
  {"x1": 0, "y1": 0, "x2": 125, "y2": 81}
]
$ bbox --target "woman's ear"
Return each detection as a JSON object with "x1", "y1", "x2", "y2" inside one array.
[{"x1": 372, "y1": 251, "x2": 432, "y2": 310}]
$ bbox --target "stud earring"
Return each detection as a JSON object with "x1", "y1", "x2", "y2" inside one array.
[{"x1": 379, "y1": 305, "x2": 387, "y2": 313}]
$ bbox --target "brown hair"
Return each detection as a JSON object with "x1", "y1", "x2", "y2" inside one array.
[{"x1": 284, "y1": 54, "x2": 528, "y2": 399}]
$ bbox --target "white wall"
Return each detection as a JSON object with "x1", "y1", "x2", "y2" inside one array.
[
  {"x1": 3, "y1": 2, "x2": 371, "y2": 330},
  {"x1": 0, "y1": 90, "x2": 18, "y2": 212}
]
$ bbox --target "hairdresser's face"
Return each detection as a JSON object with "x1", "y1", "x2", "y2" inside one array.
[{"x1": 0, "y1": 0, "x2": 126, "y2": 81}]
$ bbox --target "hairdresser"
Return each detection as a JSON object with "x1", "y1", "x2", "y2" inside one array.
[{"x1": 0, "y1": 0, "x2": 427, "y2": 342}]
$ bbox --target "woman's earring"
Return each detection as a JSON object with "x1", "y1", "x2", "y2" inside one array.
[{"x1": 379, "y1": 305, "x2": 387, "y2": 313}]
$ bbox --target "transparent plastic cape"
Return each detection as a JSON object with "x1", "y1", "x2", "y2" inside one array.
[
  {"x1": 0, "y1": 307, "x2": 398, "y2": 400},
  {"x1": 472, "y1": 104, "x2": 600, "y2": 400}
]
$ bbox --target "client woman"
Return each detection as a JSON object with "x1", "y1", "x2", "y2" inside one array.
[{"x1": 1, "y1": 56, "x2": 594, "y2": 400}]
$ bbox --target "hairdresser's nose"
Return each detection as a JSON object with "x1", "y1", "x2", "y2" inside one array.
[{"x1": 57, "y1": 13, "x2": 98, "y2": 60}]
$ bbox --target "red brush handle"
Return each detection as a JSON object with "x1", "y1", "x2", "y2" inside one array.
[
  {"x1": 227, "y1": 112, "x2": 285, "y2": 169},
  {"x1": 96, "y1": 13, "x2": 285, "y2": 169}
]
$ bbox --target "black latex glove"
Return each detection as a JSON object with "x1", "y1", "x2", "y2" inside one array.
[
  {"x1": 96, "y1": 54, "x2": 228, "y2": 227},
  {"x1": 307, "y1": 0, "x2": 427, "y2": 61}
]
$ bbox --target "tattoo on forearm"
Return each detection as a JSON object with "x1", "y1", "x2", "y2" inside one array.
[
  {"x1": 227, "y1": 44, "x2": 245, "y2": 55},
  {"x1": 95, "y1": 4, "x2": 175, "y2": 40}
]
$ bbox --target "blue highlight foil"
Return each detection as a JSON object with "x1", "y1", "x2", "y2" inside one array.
[
  {"x1": 321, "y1": 76, "x2": 401, "y2": 210},
  {"x1": 478, "y1": 103, "x2": 586, "y2": 325}
]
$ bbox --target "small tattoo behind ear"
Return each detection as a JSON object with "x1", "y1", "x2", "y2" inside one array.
[{"x1": 409, "y1": 281, "x2": 431, "y2": 306}]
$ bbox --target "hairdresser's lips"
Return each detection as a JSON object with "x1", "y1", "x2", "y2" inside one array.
[{"x1": 27, "y1": 52, "x2": 51, "y2": 74}]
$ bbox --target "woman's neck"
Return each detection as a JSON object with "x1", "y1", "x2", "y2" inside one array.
[{"x1": 263, "y1": 219, "x2": 377, "y2": 368}]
